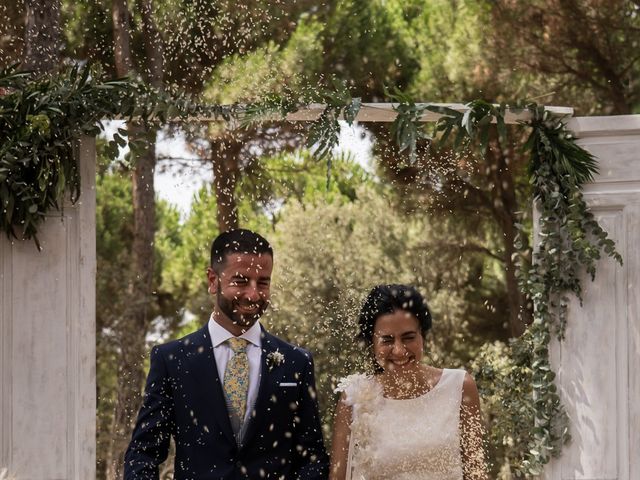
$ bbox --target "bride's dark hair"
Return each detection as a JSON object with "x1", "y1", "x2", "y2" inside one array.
[{"x1": 357, "y1": 284, "x2": 432, "y2": 345}]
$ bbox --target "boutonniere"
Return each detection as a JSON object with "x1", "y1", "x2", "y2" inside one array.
[{"x1": 266, "y1": 350, "x2": 285, "y2": 370}]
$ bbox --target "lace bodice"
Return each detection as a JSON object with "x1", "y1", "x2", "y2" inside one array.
[{"x1": 336, "y1": 369, "x2": 466, "y2": 480}]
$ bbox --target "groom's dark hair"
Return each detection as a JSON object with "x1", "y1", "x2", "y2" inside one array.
[{"x1": 210, "y1": 229, "x2": 273, "y2": 272}]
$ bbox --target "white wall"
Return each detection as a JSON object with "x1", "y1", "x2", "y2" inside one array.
[
  {"x1": 0, "y1": 137, "x2": 96, "y2": 480},
  {"x1": 545, "y1": 115, "x2": 640, "y2": 480}
]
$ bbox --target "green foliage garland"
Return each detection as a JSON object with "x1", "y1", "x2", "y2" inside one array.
[
  {"x1": 0, "y1": 64, "x2": 227, "y2": 248},
  {"x1": 384, "y1": 87, "x2": 432, "y2": 162},
  {"x1": 241, "y1": 80, "x2": 362, "y2": 186},
  {"x1": 514, "y1": 105, "x2": 621, "y2": 474},
  {"x1": 420, "y1": 99, "x2": 621, "y2": 475},
  {"x1": 1, "y1": 65, "x2": 123, "y2": 247}
]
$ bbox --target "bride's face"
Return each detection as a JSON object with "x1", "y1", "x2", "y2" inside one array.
[{"x1": 372, "y1": 309, "x2": 424, "y2": 373}]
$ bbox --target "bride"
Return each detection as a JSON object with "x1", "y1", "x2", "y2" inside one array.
[{"x1": 329, "y1": 284, "x2": 488, "y2": 480}]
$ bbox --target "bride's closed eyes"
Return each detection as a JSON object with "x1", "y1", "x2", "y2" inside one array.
[{"x1": 375, "y1": 332, "x2": 419, "y2": 345}]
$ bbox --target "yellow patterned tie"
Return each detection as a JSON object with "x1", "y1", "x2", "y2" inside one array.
[{"x1": 224, "y1": 337, "x2": 250, "y2": 424}]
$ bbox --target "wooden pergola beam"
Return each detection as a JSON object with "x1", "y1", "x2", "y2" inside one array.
[
  {"x1": 285, "y1": 103, "x2": 574, "y2": 124},
  {"x1": 181, "y1": 103, "x2": 573, "y2": 125}
]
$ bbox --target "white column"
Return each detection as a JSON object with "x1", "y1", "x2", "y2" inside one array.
[
  {"x1": 544, "y1": 115, "x2": 640, "y2": 480},
  {"x1": 0, "y1": 136, "x2": 96, "y2": 479}
]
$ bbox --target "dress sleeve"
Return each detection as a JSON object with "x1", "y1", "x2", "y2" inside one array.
[{"x1": 335, "y1": 373, "x2": 375, "y2": 407}]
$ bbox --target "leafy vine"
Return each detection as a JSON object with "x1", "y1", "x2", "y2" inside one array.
[
  {"x1": 0, "y1": 64, "x2": 227, "y2": 247},
  {"x1": 513, "y1": 105, "x2": 621, "y2": 474},
  {"x1": 240, "y1": 79, "x2": 361, "y2": 186},
  {"x1": 416, "y1": 99, "x2": 622, "y2": 475}
]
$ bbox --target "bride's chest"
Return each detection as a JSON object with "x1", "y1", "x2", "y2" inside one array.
[{"x1": 372, "y1": 397, "x2": 457, "y2": 441}]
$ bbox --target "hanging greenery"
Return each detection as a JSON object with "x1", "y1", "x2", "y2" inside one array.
[
  {"x1": 515, "y1": 105, "x2": 621, "y2": 474},
  {"x1": 420, "y1": 99, "x2": 622, "y2": 475},
  {"x1": 0, "y1": 64, "x2": 227, "y2": 248},
  {"x1": 384, "y1": 86, "x2": 432, "y2": 163},
  {"x1": 240, "y1": 80, "x2": 361, "y2": 186}
]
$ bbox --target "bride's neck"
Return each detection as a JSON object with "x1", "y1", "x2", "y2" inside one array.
[{"x1": 379, "y1": 365, "x2": 430, "y2": 398}]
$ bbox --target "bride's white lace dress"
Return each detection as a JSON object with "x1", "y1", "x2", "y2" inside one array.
[{"x1": 336, "y1": 369, "x2": 466, "y2": 480}]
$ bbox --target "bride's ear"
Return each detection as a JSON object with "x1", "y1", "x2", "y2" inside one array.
[
  {"x1": 360, "y1": 343, "x2": 378, "y2": 374},
  {"x1": 420, "y1": 338, "x2": 436, "y2": 365},
  {"x1": 371, "y1": 349, "x2": 385, "y2": 373}
]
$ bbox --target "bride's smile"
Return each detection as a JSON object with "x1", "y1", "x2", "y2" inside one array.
[{"x1": 373, "y1": 309, "x2": 424, "y2": 373}]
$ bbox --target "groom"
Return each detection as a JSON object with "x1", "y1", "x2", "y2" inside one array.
[{"x1": 124, "y1": 229, "x2": 329, "y2": 479}]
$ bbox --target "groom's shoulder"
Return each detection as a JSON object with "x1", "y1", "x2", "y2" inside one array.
[{"x1": 153, "y1": 325, "x2": 209, "y2": 357}]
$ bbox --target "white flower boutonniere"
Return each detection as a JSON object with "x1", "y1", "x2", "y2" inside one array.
[{"x1": 266, "y1": 350, "x2": 285, "y2": 370}]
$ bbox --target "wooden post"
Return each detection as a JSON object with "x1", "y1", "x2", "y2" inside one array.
[{"x1": 0, "y1": 136, "x2": 96, "y2": 479}]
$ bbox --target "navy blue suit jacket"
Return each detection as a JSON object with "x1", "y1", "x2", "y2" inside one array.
[{"x1": 124, "y1": 325, "x2": 329, "y2": 479}]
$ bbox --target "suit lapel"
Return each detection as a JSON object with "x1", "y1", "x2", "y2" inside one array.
[
  {"x1": 186, "y1": 325, "x2": 236, "y2": 446},
  {"x1": 240, "y1": 329, "x2": 282, "y2": 447}
]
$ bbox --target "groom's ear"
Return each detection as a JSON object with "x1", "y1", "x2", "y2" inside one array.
[{"x1": 206, "y1": 266, "x2": 218, "y2": 293}]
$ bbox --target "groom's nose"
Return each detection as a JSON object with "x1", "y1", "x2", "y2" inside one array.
[{"x1": 243, "y1": 282, "x2": 261, "y2": 302}]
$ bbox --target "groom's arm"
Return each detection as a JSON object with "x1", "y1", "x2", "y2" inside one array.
[
  {"x1": 123, "y1": 345, "x2": 175, "y2": 480},
  {"x1": 290, "y1": 353, "x2": 330, "y2": 480}
]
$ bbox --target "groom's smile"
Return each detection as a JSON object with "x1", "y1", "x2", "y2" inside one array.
[{"x1": 207, "y1": 252, "x2": 273, "y2": 335}]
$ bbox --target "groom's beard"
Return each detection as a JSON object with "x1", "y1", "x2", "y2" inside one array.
[{"x1": 216, "y1": 283, "x2": 269, "y2": 328}]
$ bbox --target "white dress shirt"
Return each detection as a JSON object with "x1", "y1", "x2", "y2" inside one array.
[{"x1": 208, "y1": 315, "x2": 262, "y2": 425}]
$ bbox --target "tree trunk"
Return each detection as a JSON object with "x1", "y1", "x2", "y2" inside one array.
[
  {"x1": 112, "y1": 0, "x2": 134, "y2": 77},
  {"x1": 487, "y1": 133, "x2": 531, "y2": 338},
  {"x1": 211, "y1": 132, "x2": 242, "y2": 232},
  {"x1": 105, "y1": 125, "x2": 158, "y2": 479},
  {"x1": 0, "y1": 2, "x2": 25, "y2": 69},
  {"x1": 105, "y1": 0, "x2": 163, "y2": 477},
  {"x1": 137, "y1": 0, "x2": 163, "y2": 87},
  {"x1": 23, "y1": 0, "x2": 61, "y2": 74}
]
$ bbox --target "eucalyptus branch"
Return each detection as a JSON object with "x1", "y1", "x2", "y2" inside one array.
[
  {"x1": 239, "y1": 92, "x2": 300, "y2": 128},
  {"x1": 305, "y1": 80, "x2": 361, "y2": 186},
  {"x1": 384, "y1": 86, "x2": 430, "y2": 163},
  {"x1": 509, "y1": 103, "x2": 623, "y2": 475},
  {"x1": 0, "y1": 63, "x2": 209, "y2": 247}
]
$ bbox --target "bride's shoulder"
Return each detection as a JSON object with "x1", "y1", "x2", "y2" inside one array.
[
  {"x1": 334, "y1": 373, "x2": 381, "y2": 406},
  {"x1": 335, "y1": 373, "x2": 372, "y2": 394}
]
